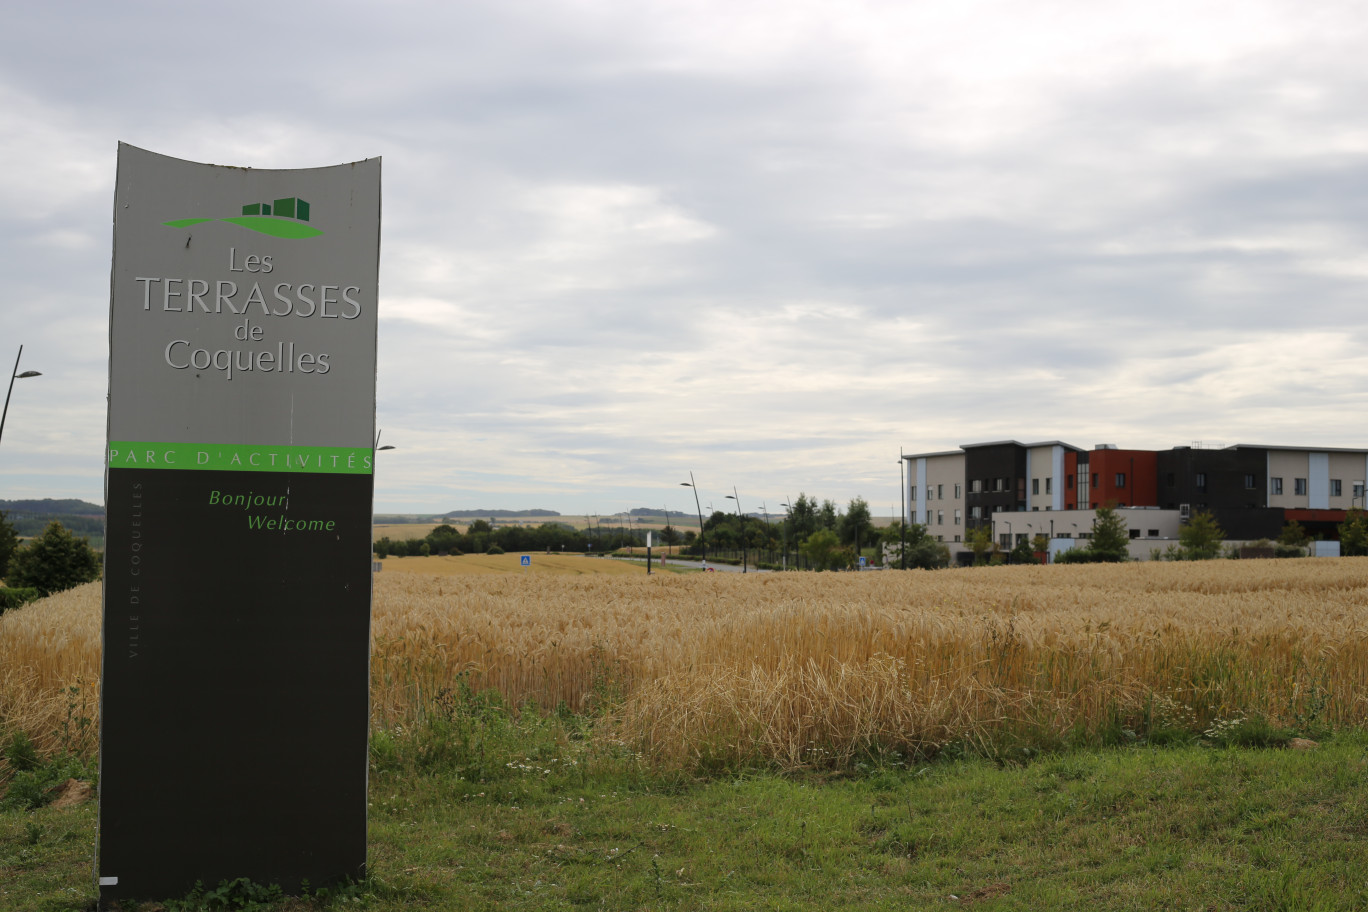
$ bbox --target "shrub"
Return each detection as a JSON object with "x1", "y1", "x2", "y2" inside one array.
[
  {"x1": 6, "y1": 522, "x2": 101, "y2": 597},
  {"x1": 0, "y1": 587, "x2": 40, "y2": 613},
  {"x1": 1178, "y1": 511, "x2": 1225, "y2": 560},
  {"x1": 1056, "y1": 547, "x2": 1124, "y2": 564},
  {"x1": 486, "y1": 545, "x2": 505, "y2": 555}
]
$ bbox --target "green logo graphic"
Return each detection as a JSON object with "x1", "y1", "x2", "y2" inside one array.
[{"x1": 163, "y1": 196, "x2": 322, "y2": 238}]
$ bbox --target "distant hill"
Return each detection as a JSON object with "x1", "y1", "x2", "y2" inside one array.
[
  {"x1": 1, "y1": 499, "x2": 105, "y2": 547},
  {"x1": 1, "y1": 498, "x2": 104, "y2": 516},
  {"x1": 441, "y1": 509, "x2": 561, "y2": 518}
]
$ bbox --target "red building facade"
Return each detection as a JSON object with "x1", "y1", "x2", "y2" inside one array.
[{"x1": 1063, "y1": 447, "x2": 1159, "y2": 510}]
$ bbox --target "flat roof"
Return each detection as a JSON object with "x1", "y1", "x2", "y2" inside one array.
[
  {"x1": 959, "y1": 440, "x2": 1085, "y2": 452},
  {"x1": 1232, "y1": 443, "x2": 1368, "y2": 455}
]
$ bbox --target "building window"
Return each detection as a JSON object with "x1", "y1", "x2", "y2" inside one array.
[
  {"x1": 909, "y1": 486, "x2": 917, "y2": 501},
  {"x1": 1355, "y1": 482, "x2": 1365, "y2": 500},
  {"x1": 1045, "y1": 477, "x2": 1053, "y2": 495},
  {"x1": 1271, "y1": 477, "x2": 1283, "y2": 495},
  {"x1": 1148, "y1": 529, "x2": 1159, "y2": 537},
  {"x1": 1295, "y1": 478, "x2": 1308, "y2": 496},
  {"x1": 937, "y1": 510, "x2": 944, "y2": 525},
  {"x1": 1331, "y1": 479, "x2": 1342, "y2": 497},
  {"x1": 1092, "y1": 473, "x2": 1099, "y2": 488},
  {"x1": 994, "y1": 477, "x2": 1006, "y2": 492},
  {"x1": 937, "y1": 484, "x2": 944, "y2": 499},
  {"x1": 970, "y1": 506, "x2": 981, "y2": 520},
  {"x1": 1244, "y1": 474, "x2": 1256, "y2": 490},
  {"x1": 1129, "y1": 528, "x2": 1140, "y2": 539},
  {"x1": 999, "y1": 534, "x2": 1011, "y2": 549},
  {"x1": 1067, "y1": 474, "x2": 1073, "y2": 488},
  {"x1": 953, "y1": 535, "x2": 961, "y2": 543},
  {"x1": 971, "y1": 479, "x2": 982, "y2": 493},
  {"x1": 1032, "y1": 478, "x2": 1039, "y2": 495},
  {"x1": 954, "y1": 483, "x2": 962, "y2": 498},
  {"x1": 954, "y1": 509, "x2": 961, "y2": 525},
  {"x1": 1115, "y1": 473, "x2": 1126, "y2": 489},
  {"x1": 1196, "y1": 473, "x2": 1207, "y2": 493}
]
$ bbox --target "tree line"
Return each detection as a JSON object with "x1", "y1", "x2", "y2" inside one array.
[
  {"x1": 1, "y1": 512, "x2": 102, "y2": 611},
  {"x1": 373, "y1": 520, "x2": 632, "y2": 558}
]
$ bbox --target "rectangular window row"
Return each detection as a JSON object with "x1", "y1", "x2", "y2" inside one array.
[{"x1": 911, "y1": 483, "x2": 965, "y2": 502}]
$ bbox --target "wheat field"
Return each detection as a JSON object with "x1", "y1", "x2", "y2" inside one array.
[{"x1": 4, "y1": 558, "x2": 1368, "y2": 769}]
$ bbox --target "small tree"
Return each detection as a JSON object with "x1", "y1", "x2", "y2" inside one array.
[
  {"x1": 884, "y1": 522, "x2": 949, "y2": 570},
  {"x1": 1278, "y1": 520, "x2": 1311, "y2": 548},
  {"x1": 1009, "y1": 535, "x2": 1036, "y2": 564},
  {"x1": 1339, "y1": 508, "x2": 1368, "y2": 557},
  {"x1": 818, "y1": 500, "x2": 840, "y2": 532},
  {"x1": 839, "y1": 496, "x2": 874, "y2": 554},
  {"x1": 967, "y1": 525, "x2": 995, "y2": 566},
  {"x1": 1088, "y1": 505, "x2": 1131, "y2": 560},
  {"x1": 800, "y1": 529, "x2": 842, "y2": 571},
  {"x1": 6, "y1": 522, "x2": 101, "y2": 597},
  {"x1": 1178, "y1": 510, "x2": 1225, "y2": 560}
]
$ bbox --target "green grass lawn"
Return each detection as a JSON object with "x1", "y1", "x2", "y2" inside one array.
[{"x1": 4, "y1": 716, "x2": 1367, "y2": 912}]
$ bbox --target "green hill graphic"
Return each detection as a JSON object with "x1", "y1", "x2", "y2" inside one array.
[{"x1": 163, "y1": 196, "x2": 322, "y2": 238}]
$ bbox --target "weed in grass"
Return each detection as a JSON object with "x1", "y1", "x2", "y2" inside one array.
[
  {"x1": 163, "y1": 877, "x2": 284, "y2": 911},
  {"x1": 1203, "y1": 713, "x2": 1294, "y2": 749},
  {"x1": 3, "y1": 731, "x2": 40, "y2": 772},
  {"x1": 0, "y1": 749, "x2": 90, "y2": 812}
]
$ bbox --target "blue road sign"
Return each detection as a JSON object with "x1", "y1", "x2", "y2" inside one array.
[
  {"x1": 520, "y1": 555, "x2": 531, "y2": 566},
  {"x1": 859, "y1": 556, "x2": 867, "y2": 568}
]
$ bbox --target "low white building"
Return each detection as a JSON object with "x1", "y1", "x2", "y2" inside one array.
[{"x1": 992, "y1": 507, "x2": 1184, "y2": 561}]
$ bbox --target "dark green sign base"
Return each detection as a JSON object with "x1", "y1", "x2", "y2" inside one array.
[{"x1": 99, "y1": 467, "x2": 372, "y2": 901}]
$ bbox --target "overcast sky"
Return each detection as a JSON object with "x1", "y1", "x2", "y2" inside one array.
[{"x1": 2, "y1": 0, "x2": 1366, "y2": 517}]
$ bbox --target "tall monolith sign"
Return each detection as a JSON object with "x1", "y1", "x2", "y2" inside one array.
[{"x1": 100, "y1": 144, "x2": 381, "y2": 902}]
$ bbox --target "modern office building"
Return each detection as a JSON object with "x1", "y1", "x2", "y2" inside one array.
[{"x1": 904, "y1": 439, "x2": 1368, "y2": 559}]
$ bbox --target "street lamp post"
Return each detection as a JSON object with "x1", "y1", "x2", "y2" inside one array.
[
  {"x1": 680, "y1": 473, "x2": 707, "y2": 568},
  {"x1": 0, "y1": 345, "x2": 42, "y2": 450},
  {"x1": 899, "y1": 450, "x2": 907, "y2": 570},
  {"x1": 369, "y1": 430, "x2": 396, "y2": 568},
  {"x1": 760, "y1": 502, "x2": 771, "y2": 565},
  {"x1": 780, "y1": 498, "x2": 793, "y2": 570},
  {"x1": 725, "y1": 487, "x2": 747, "y2": 573}
]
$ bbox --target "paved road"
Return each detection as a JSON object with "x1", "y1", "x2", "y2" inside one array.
[{"x1": 616, "y1": 557, "x2": 764, "y2": 573}]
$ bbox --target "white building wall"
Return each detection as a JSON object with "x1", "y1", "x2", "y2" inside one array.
[
  {"x1": 1267, "y1": 450, "x2": 1306, "y2": 508},
  {"x1": 1021, "y1": 444, "x2": 1069, "y2": 512},
  {"x1": 924, "y1": 453, "x2": 966, "y2": 542},
  {"x1": 906, "y1": 452, "x2": 965, "y2": 540},
  {"x1": 994, "y1": 508, "x2": 1182, "y2": 547}
]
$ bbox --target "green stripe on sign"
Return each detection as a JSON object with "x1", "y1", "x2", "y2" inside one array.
[{"x1": 108, "y1": 442, "x2": 374, "y2": 474}]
